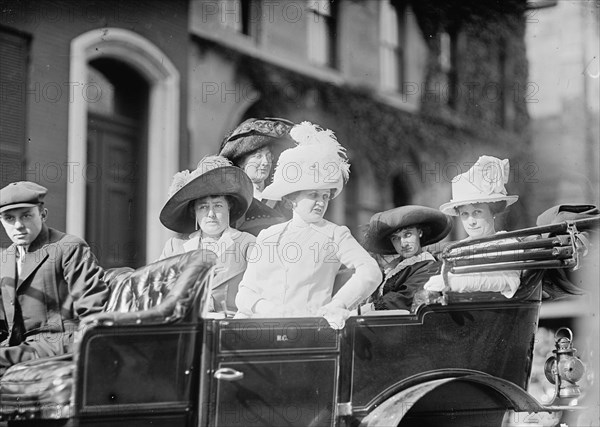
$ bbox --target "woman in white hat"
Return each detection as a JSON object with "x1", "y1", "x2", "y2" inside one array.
[
  {"x1": 158, "y1": 156, "x2": 256, "y2": 314},
  {"x1": 362, "y1": 205, "x2": 452, "y2": 312},
  {"x1": 234, "y1": 122, "x2": 382, "y2": 326},
  {"x1": 424, "y1": 155, "x2": 521, "y2": 297}
]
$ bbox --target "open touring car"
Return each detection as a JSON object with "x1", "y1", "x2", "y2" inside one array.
[{"x1": 0, "y1": 216, "x2": 597, "y2": 426}]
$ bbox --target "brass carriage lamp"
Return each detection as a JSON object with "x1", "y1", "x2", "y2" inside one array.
[{"x1": 543, "y1": 327, "x2": 586, "y2": 404}]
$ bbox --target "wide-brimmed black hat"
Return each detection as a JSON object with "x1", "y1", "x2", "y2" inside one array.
[
  {"x1": 219, "y1": 117, "x2": 295, "y2": 165},
  {"x1": 363, "y1": 205, "x2": 453, "y2": 255},
  {"x1": 536, "y1": 204, "x2": 599, "y2": 226},
  {"x1": 159, "y1": 156, "x2": 254, "y2": 234},
  {"x1": 536, "y1": 204, "x2": 599, "y2": 237}
]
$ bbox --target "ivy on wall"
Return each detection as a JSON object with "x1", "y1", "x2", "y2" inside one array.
[
  {"x1": 239, "y1": 56, "x2": 530, "y2": 182},
  {"x1": 193, "y1": 0, "x2": 532, "y2": 224}
]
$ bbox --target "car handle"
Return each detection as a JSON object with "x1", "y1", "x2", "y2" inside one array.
[{"x1": 214, "y1": 367, "x2": 244, "y2": 382}]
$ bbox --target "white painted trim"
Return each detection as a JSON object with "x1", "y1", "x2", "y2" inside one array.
[{"x1": 67, "y1": 28, "x2": 180, "y2": 263}]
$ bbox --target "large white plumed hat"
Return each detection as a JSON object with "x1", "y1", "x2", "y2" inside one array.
[
  {"x1": 261, "y1": 121, "x2": 350, "y2": 201},
  {"x1": 439, "y1": 155, "x2": 519, "y2": 216}
]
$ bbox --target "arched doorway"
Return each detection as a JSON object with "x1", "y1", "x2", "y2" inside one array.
[
  {"x1": 85, "y1": 59, "x2": 149, "y2": 268},
  {"x1": 67, "y1": 28, "x2": 180, "y2": 264}
]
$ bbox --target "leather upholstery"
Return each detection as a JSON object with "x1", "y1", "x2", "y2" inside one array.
[{"x1": 0, "y1": 249, "x2": 216, "y2": 421}]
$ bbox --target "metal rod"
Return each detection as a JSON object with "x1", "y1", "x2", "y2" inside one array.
[
  {"x1": 450, "y1": 259, "x2": 572, "y2": 274},
  {"x1": 451, "y1": 248, "x2": 573, "y2": 267},
  {"x1": 444, "y1": 236, "x2": 572, "y2": 260},
  {"x1": 442, "y1": 217, "x2": 599, "y2": 254}
]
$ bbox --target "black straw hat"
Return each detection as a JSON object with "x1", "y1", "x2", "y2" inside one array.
[
  {"x1": 363, "y1": 205, "x2": 453, "y2": 255},
  {"x1": 219, "y1": 117, "x2": 294, "y2": 165},
  {"x1": 159, "y1": 156, "x2": 253, "y2": 234}
]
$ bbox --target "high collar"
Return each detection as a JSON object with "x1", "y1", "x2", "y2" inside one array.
[
  {"x1": 290, "y1": 213, "x2": 325, "y2": 229},
  {"x1": 253, "y1": 183, "x2": 265, "y2": 199},
  {"x1": 183, "y1": 227, "x2": 239, "y2": 254},
  {"x1": 384, "y1": 251, "x2": 436, "y2": 277}
]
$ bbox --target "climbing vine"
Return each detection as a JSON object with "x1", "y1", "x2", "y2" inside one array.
[{"x1": 194, "y1": 0, "x2": 531, "y2": 186}]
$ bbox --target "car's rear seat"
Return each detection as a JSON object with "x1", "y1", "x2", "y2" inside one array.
[{"x1": 0, "y1": 249, "x2": 216, "y2": 421}]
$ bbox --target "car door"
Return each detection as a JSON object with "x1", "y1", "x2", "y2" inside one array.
[{"x1": 208, "y1": 317, "x2": 339, "y2": 427}]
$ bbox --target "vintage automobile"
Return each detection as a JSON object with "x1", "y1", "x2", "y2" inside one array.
[{"x1": 0, "y1": 217, "x2": 597, "y2": 426}]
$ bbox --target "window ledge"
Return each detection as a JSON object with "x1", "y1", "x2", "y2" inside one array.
[
  {"x1": 376, "y1": 90, "x2": 420, "y2": 114},
  {"x1": 190, "y1": 24, "x2": 345, "y2": 87}
]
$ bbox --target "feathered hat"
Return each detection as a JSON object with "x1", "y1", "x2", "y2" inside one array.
[
  {"x1": 159, "y1": 156, "x2": 253, "y2": 233},
  {"x1": 440, "y1": 155, "x2": 519, "y2": 216},
  {"x1": 219, "y1": 117, "x2": 295, "y2": 166},
  {"x1": 261, "y1": 121, "x2": 351, "y2": 200}
]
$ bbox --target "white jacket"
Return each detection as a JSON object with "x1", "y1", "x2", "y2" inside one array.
[{"x1": 235, "y1": 217, "x2": 382, "y2": 316}]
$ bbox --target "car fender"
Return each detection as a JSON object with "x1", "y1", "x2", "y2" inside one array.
[{"x1": 358, "y1": 373, "x2": 546, "y2": 427}]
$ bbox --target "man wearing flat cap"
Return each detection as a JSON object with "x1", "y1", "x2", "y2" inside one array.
[{"x1": 0, "y1": 181, "x2": 109, "y2": 373}]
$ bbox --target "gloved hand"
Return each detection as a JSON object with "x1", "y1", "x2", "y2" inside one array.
[
  {"x1": 319, "y1": 302, "x2": 351, "y2": 330},
  {"x1": 423, "y1": 274, "x2": 446, "y2": 292}
]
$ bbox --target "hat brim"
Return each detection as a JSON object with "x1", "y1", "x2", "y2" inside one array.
[
  {"x1": 261, "y1": 179, "x2": 343, "y2": 201},
  {"x1": 0, "y1": 202, "x2": 40, "y2": 214},
  {"x1": 220, "y1": 134, "x2": 295, "y2": 165},
  {"x1": 159, "y1": 167, "x2": 253, "y2": 233},
  {"x1": 440, "y1": 195, "x2": 518, "y2": 216},
  {"x1": 363, "y1": 205, "x2": 453, "y2": 255},
  {"x1": 235, "y1": 198, "x2": 288, "y2": 236}
]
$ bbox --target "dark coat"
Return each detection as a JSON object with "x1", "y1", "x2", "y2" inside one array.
[
  {"x1": 0, "y1": 225, "x2": 109, "y2": 367},
  {"x1": 372, "y1": 259, "x2": 441, "y2": 311},
  {"x1": 235, "y1": 198, "x2": 288, "y2": 237}
]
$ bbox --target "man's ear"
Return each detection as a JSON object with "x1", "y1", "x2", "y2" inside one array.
[{"x1": 40, "y1": 208, "x2": 48, "y2": 221}]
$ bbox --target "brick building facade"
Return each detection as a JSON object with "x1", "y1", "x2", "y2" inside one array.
[
  {"x1": 188, "y1": 0, "x2": 533, "y2": 242},
  {"x1": 1, "y1": 0, "x2": 534, "y2": 263},
  {"x1": 1, "y1": 0, "x2": 189, "y2": 265}
]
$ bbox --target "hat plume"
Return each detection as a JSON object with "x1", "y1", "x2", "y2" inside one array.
[
  {"x1": 289, "y1": 121, "x2": 350, "y2": 182},
  {"x1": 167, "y1": 155, "x2": 233, "y2": 197}
]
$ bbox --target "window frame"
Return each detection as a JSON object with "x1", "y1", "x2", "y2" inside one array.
[
  {"x1": 307, "y1": 0, "x2": 338, "y2": 69},
  {"x1": 379, "y1": 0, "x2": 406, "y2": 93}
]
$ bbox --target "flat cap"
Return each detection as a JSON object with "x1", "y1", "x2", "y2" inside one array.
[{"x1": 0, "y1": 181, "x2": 48, "y2": 213}]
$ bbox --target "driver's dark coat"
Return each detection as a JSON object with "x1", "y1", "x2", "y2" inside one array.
[{"x1": 0, "y1": 225, "x2": 109, "y2": 365}]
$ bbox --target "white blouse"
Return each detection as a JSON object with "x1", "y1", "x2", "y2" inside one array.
[{"x1": 235, "y1": 216, "x2": 382, "y2": 316}]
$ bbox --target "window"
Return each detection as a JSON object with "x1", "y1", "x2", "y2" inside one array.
[
  {"x1": 439, "y1": 30, "x2": 458, "y2": 107},
  {"x1": 380, "y1": 0, "x2": 405, "y2": 92},
  {"x1": 219, "y1": 0, "x2": 254, "y2": 36},
  {"x1": 439, "y1": 31, "x2": 452, "y2": 75},
  {"x1": 307, "y1": 0, "x2": 337, "y2": 68},
  {"x1": 499, "y1": 38, "x2": 516, "y2": 129}
]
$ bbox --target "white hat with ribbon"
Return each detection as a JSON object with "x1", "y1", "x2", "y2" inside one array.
[
  {"x1": 439, "y1": 155, "x2": 519, "y2": 216},
  {"x1": 261, "y1": 121, "x2": 350, "y2": 201}
]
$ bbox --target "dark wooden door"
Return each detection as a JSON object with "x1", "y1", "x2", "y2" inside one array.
[{"x1": 86, "y1": 113, "x2": 145, "y2": 268}]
